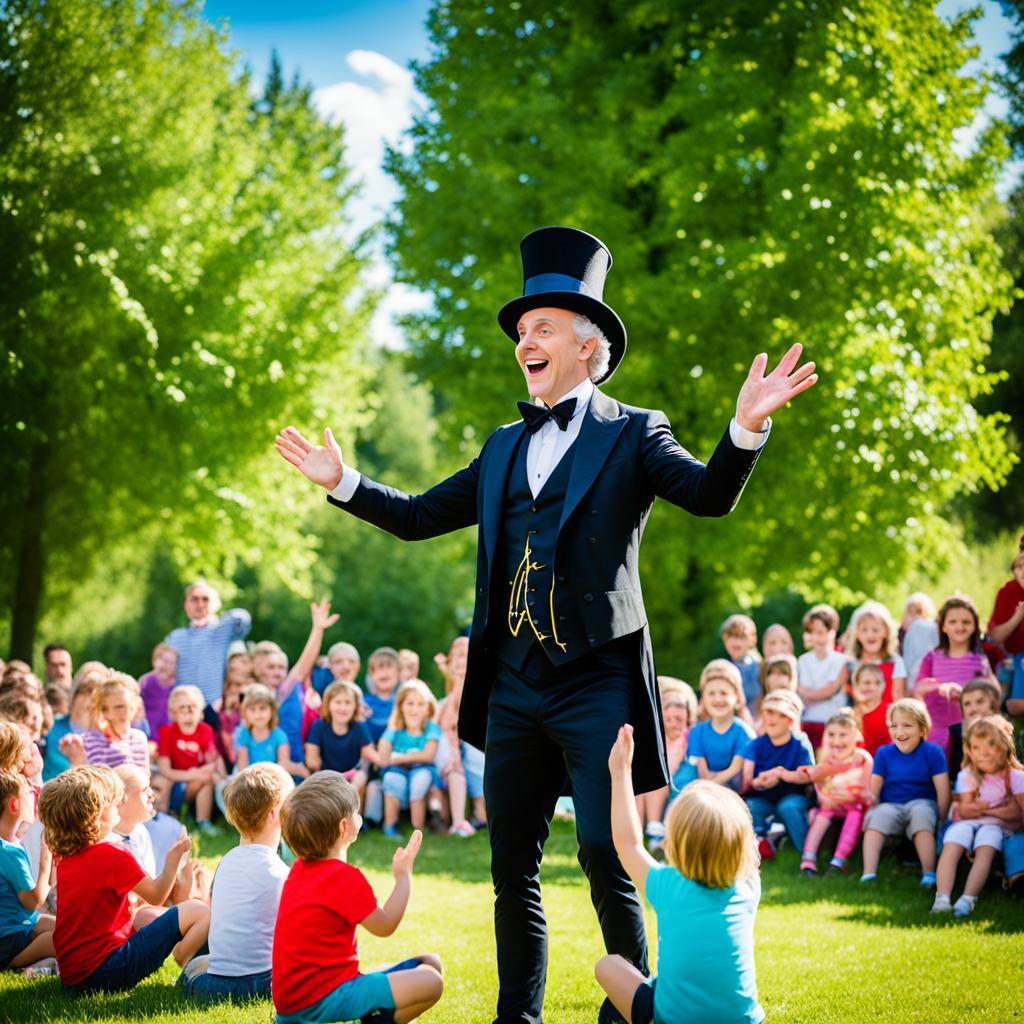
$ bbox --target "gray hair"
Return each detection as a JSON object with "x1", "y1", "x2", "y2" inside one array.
[{"x1": 572, "y1": 314, "x2": 611, "y2": 382}]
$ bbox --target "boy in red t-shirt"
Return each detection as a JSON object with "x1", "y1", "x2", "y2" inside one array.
[
  {"x1": 36, "y1": 764, "x2": 209, "y2": 992},
  {"x1": 157, "y1": 685, "x2": 226, "y2": 833},
  {"x1": 272, "y1": 772, "x2": 443, "y2": 1024}
]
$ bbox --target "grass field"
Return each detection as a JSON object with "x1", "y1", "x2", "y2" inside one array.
[{"x1": 1, "y1": 821, "x2": 1022, "y2": 1023}]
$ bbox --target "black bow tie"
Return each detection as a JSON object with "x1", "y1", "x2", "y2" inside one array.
[{"x1": 518, "y1": 398, "x2": 576, "y2": 434}]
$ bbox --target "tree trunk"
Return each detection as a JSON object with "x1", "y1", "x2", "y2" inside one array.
[{"x1": 9, "y1": 445, "x2": 47, "y2": 661}]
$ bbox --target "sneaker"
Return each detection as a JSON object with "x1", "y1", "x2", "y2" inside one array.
[
  {"x1": 930, "y1": 893, "x2": 952, "y2": 914},
  {"x1": 448, "y1": 820, "x2": 476, "y2": 838},
  {"x1": 799, "y1": 857, "x2": 817, "y2": 876},
  {"x1": 382, "y1": 824, "x2": 400, "y2": 840},
  {"x1": 23, "y1": 957, "x2": 58, "y2": 978},
  {"x1": 827, "y1": 857, "x2": 847, "y2": 874},
  {"x1": 859, "y1": 873, "x2": 877, "y2": 883},
  {"x1": 197, "y1": 821, "x2": 222, "y2": 836},
  {"x1": 468, "y1": 818, "x2": 488, "y2": 832},
  {"x1": 952, "y1": 895, "x2": 977, "y2": 918},
  {"x1": 758, "y1": 837, "x2": 776, "y2": 860},
  {"x1": 920, "y1": 871, "x2": 937, "y2": 888}
]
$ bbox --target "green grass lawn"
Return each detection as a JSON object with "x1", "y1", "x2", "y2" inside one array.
[{"x1": 2, "y1": 821, "x2": 1022, "y2": 1023}]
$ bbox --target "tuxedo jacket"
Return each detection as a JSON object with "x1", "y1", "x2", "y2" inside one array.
[{"x1": 328, "y1": 388, "x2": 765, "y2": 792}]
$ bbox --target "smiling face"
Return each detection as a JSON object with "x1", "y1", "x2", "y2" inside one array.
[
  {"x1": 245, "y1": 701, "x2": 273, "y2": 734},
  {"x1": 400, "y1": 691, "x2": 430, "y2": 730},
  {"x1": 328, "y1": 690, "x2": 358, "y2": 728},
  {"x1": 941, "y1": 606, "x2": 977, "y2": 651},
  {"x1": 823, "y1": 722, "x2": 858, "y2": 762},
  {"x1": 515, "y1": 307, "x2": 594, "y2": 407},
  {"x1": 722, "y1": 632, "x2": 753, "y2": 661},
  {"x1": 967, "y1": 733, "x2": 1006, "y2": 776},
  {"x1": 45, "y1": 648, "x2": 72, "y2": 685},
  {"x1": 329, "y1": 651, "x2": 359, "y2": 682},
  {"x1": 701, "y1": 679, "x2": 738, "y2": 721},
  {"x1": 803, "y1": 618, "x2": 835, "y2": 653},
  {"x1": 153, "y1": 646, "x2": 178, "y2": 680},
  {"x1": 369, "y1": 660, "x2": 399, "y2": 696},
  {"x1": 119, "y1": 775, "x2": 155, "y2": 830},
  {"x1": 855, "y1": 615, "x2": 886, "y2": 658},
  {"x1": 262, "y1": 655, "x2": 288, "y2": 690},
  {"x1": 852, "y1": 670, "x2": 883, "y2": 707},
  {"x1": 888, "y1": 710, "x2": 925, "y2": 753}
]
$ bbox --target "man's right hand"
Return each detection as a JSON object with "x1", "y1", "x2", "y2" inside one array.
[{"x1": 275, "y1": 426, "x2": 345, "y2": 491}]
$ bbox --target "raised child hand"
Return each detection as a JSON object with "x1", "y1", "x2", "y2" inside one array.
[
  {"x1": 167, "y1": 834, "x2": 191, "y2": 870},
  {"x1": 392, "y1": 829, "x2": 422, "y2": 879},
  {"x1": 607, "y1": 724, "x2": 635, "y2": 776},
  {"x1": 311, "y1": 597, "x2": 340, "y2": 632}
]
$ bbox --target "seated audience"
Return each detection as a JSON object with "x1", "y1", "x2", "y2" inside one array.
[
  {"x1": 686, "y1": 660, "x2": 755, "y2": 793},
  {"x1": 797, "y1": 603, "x2": 846, "y2": 751},
  {"x1": 720, "y1": 615, "x2": 762, "y2": 719},
  {"x1": 140, "y1": 642, "x2": 178, "y2": 740}
]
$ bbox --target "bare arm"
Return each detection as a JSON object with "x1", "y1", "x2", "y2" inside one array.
[
  {"x1": 156, "y1": 754, "x2": 203, "y2": 783},
  {"x1": 868, "y1": 773, "x2": 884, "y2": 806},
  {"x1": 16, "y1": 843, "x2": 51, "y2": 911},
  {"x1": 988, "y1": 599, "x2": 1024, "y2": 644},
  {"x1": 361, "y1": 831, "x2": 422, "y2": 937},
  {"x1": 134, "y1": 835, "x2": 190, "y2": 905},
  {"x1": 607, "y1": 725, "x2": 653, "y2": 899},
  {"x1": 278, "y1": 743, "x2": 309, "y2": 779},
  {"x1": 304, "y1": 743, "x2": 322, "y2": 773},
  {"x1": 290, "y1": 599, "x2": 340, "y2": 686},
  {"x1": 933, "y1": 773, "x2": 951, "y2": 821},
  {"x1": 741, "y1": 759, "x2": 755, "y2": 793},
  {"x1": 391, "y1": 740, "x2": 439, "y2": 766}
]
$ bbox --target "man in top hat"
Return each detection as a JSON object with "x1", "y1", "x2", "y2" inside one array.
[{"x1": 276, "y1": 226, "x2": 816, "y2": 1023}]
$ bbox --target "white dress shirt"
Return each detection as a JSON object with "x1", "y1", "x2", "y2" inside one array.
[{"x1": 329, "y1": 377, "x2": 768, "y2": 503}]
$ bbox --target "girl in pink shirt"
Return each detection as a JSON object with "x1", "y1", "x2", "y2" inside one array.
[{"x1": 915, "y1": 596, "x2": 996, "y2": 757}]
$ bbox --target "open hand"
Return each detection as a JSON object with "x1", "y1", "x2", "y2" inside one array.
[
  {"x1": 608, "y1": 724, "x2": 635, "y2": 776},
  {"x1": 736, "y1": 343, "x2": 817, "y2": 431},
  {"x1": 59, "y1": 733, "x2": 86, "y2": 766},
  {"x1": 392, "y1": 829, "x2": 422, "y2": 879},
  {"x1": 275, "y1": 426, "x2": 345, "y2": 491},
  {"x1": 311, "y1": 598, "x2": 340, "y2": 632}
]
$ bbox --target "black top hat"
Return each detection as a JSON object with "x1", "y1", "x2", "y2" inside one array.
[{"x1": 497, "y1": 226, "x2": 626, "y2": 385}]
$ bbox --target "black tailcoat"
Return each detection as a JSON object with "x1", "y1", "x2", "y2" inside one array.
[{"x1": 328, "y1": 388, "x2": 764, "y2": 792}]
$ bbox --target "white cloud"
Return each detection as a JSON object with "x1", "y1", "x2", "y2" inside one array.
[{"x1": 314, "y1": 50, "x2": 430, "y2": 349}]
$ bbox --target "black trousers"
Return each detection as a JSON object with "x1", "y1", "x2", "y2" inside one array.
[{"x1": 484, "y1": 639, "x2": 649, "y2": 1024}]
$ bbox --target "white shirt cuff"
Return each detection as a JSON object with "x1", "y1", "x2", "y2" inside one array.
[
  {"x1": 729, "y1": 416, "x2": 770, "y2": 451},
  {"x1": 328, "y1": 465, "x2": 361, "y2": 502}
]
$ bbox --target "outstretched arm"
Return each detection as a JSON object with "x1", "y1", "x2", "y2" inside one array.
[
  {"x1": 608, "y1": 725, "x2": 653, "y2": 898},
  {"x1": 275, "y1": 425, "x2": 480, "y2": 541}
]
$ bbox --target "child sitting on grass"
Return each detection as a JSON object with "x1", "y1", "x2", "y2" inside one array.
[
  {"x1": 596, "y1": 726, "x2": 764, "y2": 1024},
  {"x1": 272, "y1": 771, "x2": 443, "y2": 1024},
  {"x1": 685, "y1": 660, "x2": 756, "y2": 793},
  {"x1": 305, "y1": 681, "x2": 378, "y2": 793},
  {"x1": 63, "y1": 671, "x2": 149, "y2": 771},
  {"x1": 721, "y1": 615, "x2": 762, "y2": 719},
  {"x1": 793, "y1": 709, "x2": 873, "y2": 875},
  {"x1": 742, "y1": 690, "x2": 812, "y2": 859},
  {"x1": 932, "y1": 716, "x2": 1024, "y2": 918},
  {"x1": 157, "y1": 685, "x2": 226, "y2": 834},
  {"x1": 37, "y1": 765, "x2": 208, "y2": 993},
  {"x1": 43, "y1": 674, "x2": 98, "y2": 782},
  {"x1": 860, "y1": 698, "x2": 950, "y2": 886},
  {"x1": 181, "y1": 762, "x2": 294, "y2": 1002},
  {"x1": 378, "y1": 680, "x2": 441, "y2": 840},
  {"x1": 851, "y1": 663, "x2": 890, "y2": 755},
  {"x1": 945, "y1": 679, "x2": 1003, "y2": 783},
  {"x1": 0, "y1": 770, "x2": 54, "y2": 970}
]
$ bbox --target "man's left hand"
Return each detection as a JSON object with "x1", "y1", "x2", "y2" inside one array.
[{"x1": 736, "y1": 343, "x2": 817, "y2": 432}]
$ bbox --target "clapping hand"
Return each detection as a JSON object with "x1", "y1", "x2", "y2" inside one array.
[
  {"x1": 392, "y1": 829, "x2": 422, "y2": 879},
  {"x1": 275, "y1": 426, "x2": 345, "y2": 491},
  {"x1": 735, "y1": 343, "x2": 817, "y2": 432}
]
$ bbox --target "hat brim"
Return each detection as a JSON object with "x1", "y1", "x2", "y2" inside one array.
[{"x1": 497, "y1": 291, "x2": 627, "y2": 386}]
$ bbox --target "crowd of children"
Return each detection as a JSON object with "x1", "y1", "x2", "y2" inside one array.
[{"x1": 1, "y1": 548, "x2": 1023, "y2": 1022}]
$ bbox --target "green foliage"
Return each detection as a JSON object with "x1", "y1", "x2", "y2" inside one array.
[
  {"x1": 0, "y1": 0, "x2": 373, "y2": 655},
  {"x1": 387, "y1": 0, "x2": 1016, "y2": 676},
  {"x1": 1, "y1": 824, "x2": 1021, "y2": 1022}
]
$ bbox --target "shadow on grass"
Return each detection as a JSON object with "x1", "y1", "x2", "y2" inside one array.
[
  {"x1": 0, "y1": 979, "x2": 196, "y2": 1023},
  {"x1": 758, "y1": 846, "x2": 1024, "y2": 935}
]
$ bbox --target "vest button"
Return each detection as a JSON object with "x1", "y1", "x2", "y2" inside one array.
[
  {"x1": 587, "y1": 536, "x2": 596, "y2": 544},
  {"x1": 557, "y1": 575, "x2": 566, "y2": 583},
  {"x1": 530, "y1": 505, "x2": 537, "y2": 513},
  {"x1": 478, "y1": 587, "x2": 486, "y2": 594},
  {"x1": 584, "y1": 593, "x2": 594, "y2": 602},
  {"x1": 587, "y1": 634, "x2": 596, "y2": 643},
  {"x1": 590, "y1": 509, "x2": 598, "y2": 515},
  {"x1": 558, "y1": 615, "x2": 566, "y2": 622}
]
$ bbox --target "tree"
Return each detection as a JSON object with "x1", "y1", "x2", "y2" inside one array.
[
  {"x1": 386, "y1": 0, "x2": 1016, "y2": 675},
  {"x1": 0, "y1": 1, "x2": 374, "y2": 657}
]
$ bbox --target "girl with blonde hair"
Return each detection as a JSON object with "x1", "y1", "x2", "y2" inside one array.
[
  {"x1": 932, "y1": 716, "x2": 1024, "y2": 918},
  {"x1": 597, "y1": 726, "x2": 763, "y2": 1024}
]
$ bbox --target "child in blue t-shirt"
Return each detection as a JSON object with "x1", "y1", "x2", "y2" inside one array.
[
  {"x1": 597, "y1": 725, "x2": 765, "y2": 1024},
  {"x1": 378, "y1": 681, "x2": 441, "y2": 840},
  {"x1": 686, "y1": 660, "x2": 757, "y2": 792},
  {"x1": 861, "y1": 698, "x2": 950, "y2": 885},
  {"x1": 0, "y1": 770, "x2": 54, "y2": 969},
  {"x1": 304, "y1": 681, "x2": 378, "y2": 802},
  {"x1": 363, "y1": 648, "x2": 400, "y2": 743},
  {"x1": 721, "y1": 614, "x2": 762, "y2": 719},
  {"x1": 741, "y1": 690, "x2": 813, "y2": 858}
]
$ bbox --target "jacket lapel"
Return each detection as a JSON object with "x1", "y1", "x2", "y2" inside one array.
[
  {"x1": 559, "y1": 389, "x2": 627, "y2": 533},
  {"x1": 482, "y1": 422, "x2": 524, "y2": 575}
]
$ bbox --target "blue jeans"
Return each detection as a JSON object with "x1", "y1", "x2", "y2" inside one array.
[
  {"x1": 746, "y1": 793, "x2": 809, "y2": 851},
  {"x1": 178, "y1": 954, "x2": 272, "y2": 1002}
]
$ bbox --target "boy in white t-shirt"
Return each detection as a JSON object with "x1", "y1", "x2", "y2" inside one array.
[
  {"x1": 179, "y1": 762, "x2": 294, "y2": 1002},
  {"x1": 797, "y1": 604, "x2": 847, "y2": 750}
]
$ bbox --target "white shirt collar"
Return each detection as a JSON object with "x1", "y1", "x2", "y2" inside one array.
[{"x1": 552, "y1": 377, "x2": 594, "y2": 418}]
